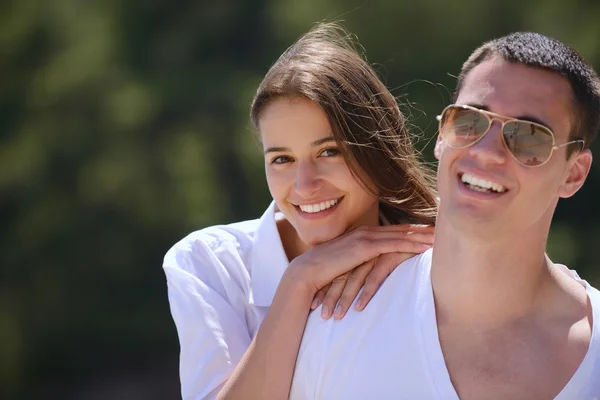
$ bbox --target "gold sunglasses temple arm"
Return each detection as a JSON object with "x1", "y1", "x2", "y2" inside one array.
[{"x1": 553, "y1": 139, "x2": 585, "y2": 150}]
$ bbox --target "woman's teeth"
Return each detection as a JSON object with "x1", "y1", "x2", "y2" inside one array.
[{"x1": 299, "y1": 198, "x2": 339, "y2": 213}]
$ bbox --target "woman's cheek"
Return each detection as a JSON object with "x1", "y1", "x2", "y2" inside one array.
[{"x1": 266, "y1": 167, "x2": 292, "y2": 200}]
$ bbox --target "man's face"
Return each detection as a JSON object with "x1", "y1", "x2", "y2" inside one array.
[{"x1": 435, "y1": 56, "x2": 592, "y2": 237}]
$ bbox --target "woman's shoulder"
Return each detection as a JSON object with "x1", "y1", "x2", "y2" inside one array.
[
  {"x1": 163, "y1": 217, "x2": 262, "y2": 281},
  {"x1": 190, "y1": 217, "x2": 262, "y2": 251}
]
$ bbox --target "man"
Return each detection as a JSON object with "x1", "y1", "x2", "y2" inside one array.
[{"x1": 290, "y1": 32, "x2": 600, "y2": 399}]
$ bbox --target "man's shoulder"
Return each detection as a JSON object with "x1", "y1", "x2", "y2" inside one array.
[
  {"x1": 302, "y1": 249, "x2": 433, "y2": 338},
  {"x1": 586, "y1": 281, "x2": 600, "y2": 303},
  {"x1": 292, "y1": 250, "x2": 438, "y2": 399},
  {"x1": 577, "y1": 279, "x2": 600, "y2": 399},
  {"x1": 587, "y1": 281, "x2": 600, "y2": 342}
]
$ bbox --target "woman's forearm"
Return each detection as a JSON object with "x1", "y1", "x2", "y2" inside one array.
[{"x1": 217, "y1": 268, "x2": 315, "y2": 400}]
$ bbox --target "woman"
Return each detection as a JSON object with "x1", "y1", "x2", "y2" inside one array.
[{"x1": 163, "y1": 22, "x2": 438, "y2": 399}]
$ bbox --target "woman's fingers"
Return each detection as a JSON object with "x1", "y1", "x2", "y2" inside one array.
[
  {"x1": 317, "y1": 234, "x2": 430, "y2": 282},
  {"x1": 311, "y1": 284, "x2": 329, "y2": 310},
  {"x1": 393, "y1": 231, "x2": 434, "y2": 245},
  {"x1": 357, "y1": 224, "x2": 435, "y2": 234},
  {"x1": 354, "y1": 252, "x2": 418, "y2": 311},
  {"x1": 333, "y1": 260, "x2": 375, "y2": 320},
  {"x1": 320, "y1": 272, "x2": 349, "y2": 319},
  {"x1": 321, "y1": 248, "x2": 428, "y2": 320},
  {"x1": 357, "y1": 225, "x2": 435, "y2": 245},
  {"x1": 290, "y1": 224, "x2": 435, "y2": 294}
]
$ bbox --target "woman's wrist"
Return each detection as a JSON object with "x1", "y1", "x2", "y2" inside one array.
[{"x1": 280, "y1": 263, "x2": 318, "y2": 303}]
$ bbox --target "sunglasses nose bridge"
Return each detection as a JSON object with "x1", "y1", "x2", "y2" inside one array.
[
  {"x1": 467, "y1": 114, "x2": 508, "y2": 163},
  {"x1": 487, "y1": 115, "x2": 506, "y2": 132},
  {"x1": 478, "y1": 115, "x2": 505, "y2": 142}
]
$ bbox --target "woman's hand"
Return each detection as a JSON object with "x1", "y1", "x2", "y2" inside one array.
[
  {"x1": 286, "y1": 224, "x2": 434, "y2": 318},
  {"x1": 310, "y1": 224, "x2": 434, "y2": 319}
]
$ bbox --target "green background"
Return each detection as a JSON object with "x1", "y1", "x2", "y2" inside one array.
[{"x1": 2, "y1": 0, "x2": 599, "y2": 398}]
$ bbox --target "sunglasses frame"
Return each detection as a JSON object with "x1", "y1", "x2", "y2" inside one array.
[{"x1": 437, "y1": 104, "x2": 585, "y2": 167}]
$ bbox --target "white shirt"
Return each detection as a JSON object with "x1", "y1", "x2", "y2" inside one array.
[
  {"x1": 163, "y1": 202, "x2": 289, "y2": 400},
  {"x1": 291, "y1": 249, "x2": 600, "y2": 400}
]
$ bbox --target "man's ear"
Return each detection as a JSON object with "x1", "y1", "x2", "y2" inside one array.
[
  {"x1": 558, "y1": 149, "x2": 592, "y2": 198},
  {"x1": 434, "y1": 134, "x2": 444, "y2": 160}
]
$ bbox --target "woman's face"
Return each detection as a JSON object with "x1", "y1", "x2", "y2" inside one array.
[{"x1": 259, "y1": 96, "x2": 380, "y2": 247}]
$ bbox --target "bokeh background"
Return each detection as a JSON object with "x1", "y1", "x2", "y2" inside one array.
[{"x1": 2, "y1": 0, "x2": 599, "y2": 398}]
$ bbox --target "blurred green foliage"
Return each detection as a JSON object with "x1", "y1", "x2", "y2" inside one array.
[{"x1": 1, "y1": 0, "x2": 599, "y2": 398}]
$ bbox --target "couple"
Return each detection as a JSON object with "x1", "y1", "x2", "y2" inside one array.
[{"x1": 163, "y1": 23, "x2": 600, "y2": 399}]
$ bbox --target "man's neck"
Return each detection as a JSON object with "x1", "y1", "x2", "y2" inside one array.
[
  {"x1": 430, "y1": 213, "x2": 593, "y2": 400},
  {"x1": 430, "y1": 213, "x2": 554, "y2": 329}
]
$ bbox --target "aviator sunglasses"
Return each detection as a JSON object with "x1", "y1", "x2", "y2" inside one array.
[{"x1": 437, "y1": 104, "x2": 585, "y2": 167}]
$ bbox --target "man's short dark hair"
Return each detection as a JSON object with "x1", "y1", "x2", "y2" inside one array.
[{"x1": 454, "y1": 32, "x2": 600, "y2": 152}]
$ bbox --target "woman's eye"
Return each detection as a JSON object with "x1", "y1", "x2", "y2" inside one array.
[
  {"x1": 320, "y1": 148, "x2": 341, "y2": 157},
  {"x1": 271, "y1": 155, "x2": 292, "y2": 164}
]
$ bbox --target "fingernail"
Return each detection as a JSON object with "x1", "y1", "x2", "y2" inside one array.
[
  {"x1": 321, "y1": 305, "x2": 329, "y2": 319},
  {"x1": 354, "y1": 298, "x2": 364, "y2": 310},
  {"x1": 334, "y1": 304, "x2": 343, "y2": 318},
  {"x1": 311, "y1": 298, "x2": 320, "y2": 310}
]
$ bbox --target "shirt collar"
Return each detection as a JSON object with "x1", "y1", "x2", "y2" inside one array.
[{"x1": 248, "y1": 201, "x2": 290, "y2": 307}]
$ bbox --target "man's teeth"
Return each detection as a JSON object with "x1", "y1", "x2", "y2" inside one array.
[
  {"x1": 299, "y1": 199, "x2": 339, "y2": 213},
  {"x1": 461, "y1": 173, "x2": 506, "y2": 193}
]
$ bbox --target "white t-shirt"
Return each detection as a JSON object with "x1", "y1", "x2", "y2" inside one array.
[
  {"x1": 290, "y1": 249, "x2": 600, "y2": 400},
  {"x1": 163, "y1": 202, "x2": 289, "y2": 400}
]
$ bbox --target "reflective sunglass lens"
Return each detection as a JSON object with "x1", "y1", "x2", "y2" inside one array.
[
  {"x1": 443, "y1": 107, "x2": 489, "y2": 146},
  {"x1": 503, "y1": 121, "x2": 553, "y2": 166}
]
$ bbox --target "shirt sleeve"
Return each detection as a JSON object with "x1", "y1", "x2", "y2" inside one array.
[{"x1": 163, "y1": 234, "x2": 252, "y2": 400}]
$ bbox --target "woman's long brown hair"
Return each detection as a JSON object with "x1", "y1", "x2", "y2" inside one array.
[{"x1": 251, "y1": 22, "x2": 438, "y2": 225}]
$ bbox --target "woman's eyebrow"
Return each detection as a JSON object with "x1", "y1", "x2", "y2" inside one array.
[{"x1": 264, "y1": 136, "x2": 336, "y2": 154}]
